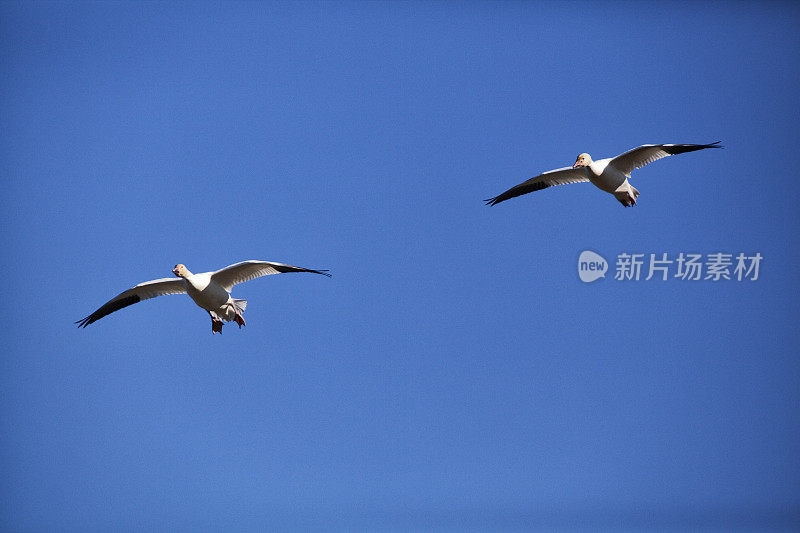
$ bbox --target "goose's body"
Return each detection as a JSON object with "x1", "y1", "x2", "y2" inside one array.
[
  {"x1": 76, "y1": 260, "x2": 331, "y2": 334},
  {"x1": 581, "y1": 156, "x2": 641, "y2": 206},
  {"x1": 485, "y1": 142, "x2": 722, "y2": 207},
  {"x1": 179, "y1": 268, "x2": 245, "y2": 331}
]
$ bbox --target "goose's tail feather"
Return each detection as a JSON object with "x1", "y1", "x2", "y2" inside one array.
[{"x1": 233, "y1": 299, "x2": 247, "y2": 313}]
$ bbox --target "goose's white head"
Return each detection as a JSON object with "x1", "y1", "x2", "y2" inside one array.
[
  {"x1": 173, "y1": 264, "x2": 190, "y2": 278},
  {"x1": 573, "y1": 153, "x2": 592, "y2": 168}
]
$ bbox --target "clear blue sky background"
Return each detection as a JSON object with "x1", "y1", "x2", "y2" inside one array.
[{"x1": 2, "y1": 1, "x2": 799, "y2": 531}]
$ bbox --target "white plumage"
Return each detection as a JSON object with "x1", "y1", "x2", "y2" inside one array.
[
  {"x1": 485, "y1": 142, "x2": 722, "y2": 207},
  {"x1": 77, "y1": 260, "x2": 330, "y2": 334}
]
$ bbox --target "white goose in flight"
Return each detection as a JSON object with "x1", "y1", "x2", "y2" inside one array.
[
  {"x1": 485, "y1": 142, "x2": 722, "y2": 207},
  {"x1": 76, "y1": 260, "x2": 331, "y2": 334}
]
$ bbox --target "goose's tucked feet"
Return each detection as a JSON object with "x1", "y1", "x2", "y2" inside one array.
[
  {"x1": 234, "y1": 312, "x2": 245, "y2": 328},
  {"x1": 212, "y1": 318, "x2": 223, "y2": 334},
  {"x1": 617, "y1": 193, "x2": 637, "y2": 207}
]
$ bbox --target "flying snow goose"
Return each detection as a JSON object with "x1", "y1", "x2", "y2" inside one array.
[
  {"x1": 76, "y1": 260, "x2": 331, "y2": 334},
  {"x1": 485, "y1": 142, "x2": 722, "y2": 207}
]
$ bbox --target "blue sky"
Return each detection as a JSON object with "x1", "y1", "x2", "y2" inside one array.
[{"x1": 2, "y1": 1, "x2": 799, "y2": 530}]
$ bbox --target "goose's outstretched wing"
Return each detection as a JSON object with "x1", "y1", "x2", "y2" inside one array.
[
  {"x1": 76, "y1": 278, "x2": 186, "y2": 327},
  {"x1": 610, "y1": 142, "x2": 722, "y2": 176},
  {"x1": 484, "y1": 167, "x2": 589, "y2": 206},
  {"x1": 210, "y1": 260, "x2": 331, "y2": 292}
]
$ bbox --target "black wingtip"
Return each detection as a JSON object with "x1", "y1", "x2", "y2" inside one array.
[
  {"x1": 74, "y1": 294, "x2": 141, "y2": 329},
  {"x1": 484, "y1": 197, "x2": 499, "y2": 206},
  {"x1": 664, "y1": 142, "x2": 725, "y2": 156}
]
